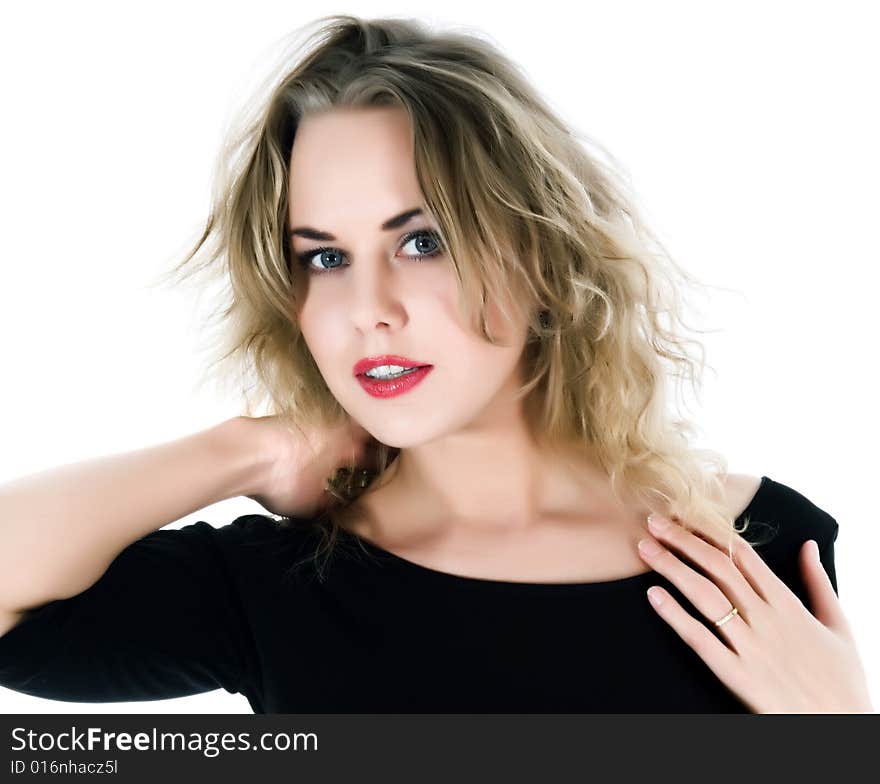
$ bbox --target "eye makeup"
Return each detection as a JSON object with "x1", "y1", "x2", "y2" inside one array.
[{"x1": 294, "y1": 229, "x2": 444, "y2": 275}]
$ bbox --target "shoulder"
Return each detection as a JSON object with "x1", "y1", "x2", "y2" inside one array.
[
  {"x1": 183, "y1": 514, "x2": 321, "y2": 567},
  {"x1": 729, "y1": 474, "x2": 841, "y2": 601},
  {"x1": 167, "y1": 514, "x2": 337, "y2": 589},
  {"x1": 721, "y1": 473, "x2": 764, "y2": 520},
  {"x1": 722, "y1": 473, "x2": 839, "y2": 562}
]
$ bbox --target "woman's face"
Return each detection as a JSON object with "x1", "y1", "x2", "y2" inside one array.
[{"x1": 288, "y1": 106, "x2": 530, "y2": 448}]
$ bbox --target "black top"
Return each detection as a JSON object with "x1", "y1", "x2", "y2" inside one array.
[{"x1": 0, "y1": 475, "x2": 839, "y2": 713}]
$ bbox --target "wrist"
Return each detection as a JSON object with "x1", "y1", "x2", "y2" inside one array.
[{"x1": 210, "y1": 416, "x2": 276, "y2": 499}]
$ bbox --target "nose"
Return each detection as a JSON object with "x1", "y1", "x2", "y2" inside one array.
[{"x1": 346, "y1": 254, "x2": 407, "y2": 333}]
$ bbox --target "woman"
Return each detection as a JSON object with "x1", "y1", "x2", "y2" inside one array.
[{"x1": 0, "y1": 14, "x2": 872, "y2": 713}]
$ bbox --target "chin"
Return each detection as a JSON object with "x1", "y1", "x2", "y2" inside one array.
[{"x1": 362, "y1": 427, "x2": 433, "y2": 450}]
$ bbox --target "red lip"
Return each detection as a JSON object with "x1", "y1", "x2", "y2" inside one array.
[
  {"x1": 356, "y1": 365, "x2": 433, "y2": 398},
  {"x1": 353, "y1": 354, "x2": 432, "y2": 376}
]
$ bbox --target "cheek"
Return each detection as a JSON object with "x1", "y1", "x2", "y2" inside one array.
[
  {"x1": 450, "y1": 305, "x2": 528, "y2": 377},
  {"x1": 484, "y1": 291, "x2": 530, "y2": 346},
  {"x1": 485, "y1": 299, "x2": 512, "y2": 338},
  {"x1": 295, "y1": 293, "x2": 339, "y2": 357}
]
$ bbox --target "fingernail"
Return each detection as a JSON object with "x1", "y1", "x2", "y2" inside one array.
[
  {"x1": 647, "y1": 514, "x2": 670, "y2": 533},
  {"x1": 638, "y1": 537, "x2": 663, "y2": 557}
]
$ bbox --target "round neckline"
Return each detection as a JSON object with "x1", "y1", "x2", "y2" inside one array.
[{"x1": 337, "y1": 475, "x2": 770, "y2": 593}]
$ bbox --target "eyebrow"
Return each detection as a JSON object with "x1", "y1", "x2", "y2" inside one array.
[{"x1": 288, "y1": 207, "x2": 424, "y2": 241}]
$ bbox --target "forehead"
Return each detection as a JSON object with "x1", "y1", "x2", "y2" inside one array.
[{"x1": 288, "y1": 107, "x2": 422, "y2": 218}]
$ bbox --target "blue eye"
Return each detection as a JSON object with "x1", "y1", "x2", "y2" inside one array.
[{"x1": 295, "y1": 229, "x2": 444, "y2": 275}]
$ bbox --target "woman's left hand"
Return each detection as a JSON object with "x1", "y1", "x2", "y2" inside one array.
[{"x1": 637, "y1": 514, "x2": 875, "y2": 713}]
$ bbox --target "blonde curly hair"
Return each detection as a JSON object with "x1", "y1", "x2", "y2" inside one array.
[{"x1": 154, "y1": 13, "x2": 766, "y2": 578}]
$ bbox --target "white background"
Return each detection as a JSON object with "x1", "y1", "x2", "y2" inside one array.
[{"x1": 1, "y1": 0, "x2": 877, "y2": 713}]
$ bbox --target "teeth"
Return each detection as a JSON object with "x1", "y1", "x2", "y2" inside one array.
[
  {"x1": 371, "y1": 364, "x2": 408, "y2": 373},
  {"x1": 364, "y1": 364, "x2": 420, "y2": 379}
]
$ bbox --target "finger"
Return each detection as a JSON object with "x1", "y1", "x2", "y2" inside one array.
[
  {"x1": 646, "y1": 585, "x2": 745, "y2": 692},
  {"x1": 646, "y1": 514, "x2": 759, "y2": 622},
  {"x1": 801, "y1": 540, "x2": 850, "y2": 635},
  {"x1": 651, "y1": 513, "x2": 793, "y2": 608},
  {"x1": 637, "y1": 533, "x2": 751, "y2": 651}
]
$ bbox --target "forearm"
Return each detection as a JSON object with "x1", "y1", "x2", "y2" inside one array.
[{"x1": 0, "y1": 416, "x2": 270, "y2": 611}]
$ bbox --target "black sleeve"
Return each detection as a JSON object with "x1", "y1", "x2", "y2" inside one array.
[
  {"x1": 818, "y1": 518, "x2": 839, "y2": 597},
  {"x1": 746, "y1": 477, "x2": 842, "y2": 613},
  {"x1": 0, "y1": 521, "x2": 252, "y2": 703}
]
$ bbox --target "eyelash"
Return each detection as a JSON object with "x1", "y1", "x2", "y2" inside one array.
[{"x1": 294, "y1": 229, "x2": 444, "y2": 275}]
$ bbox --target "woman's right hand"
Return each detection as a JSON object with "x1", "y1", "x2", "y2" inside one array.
[{"x1": 236, "y1": 414, "x2": 378, "y2": 519}]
